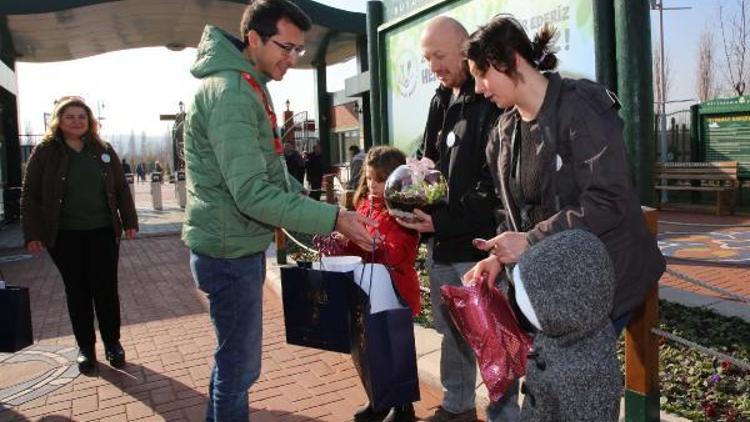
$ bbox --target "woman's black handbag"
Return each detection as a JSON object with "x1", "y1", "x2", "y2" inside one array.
[{"x1": 0, "y1": 286, "x2": 33, "y2": 352}]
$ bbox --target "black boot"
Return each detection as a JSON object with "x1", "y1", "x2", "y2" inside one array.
[
  {"x1": 77, "y1": 347, "x2": 97, "y2": 375},
  {"x1": 105, "y1": 341, "x2": 126, "y2": 368},
  {"x1": 383, "y1": 404, "x2": 415, "y2": 422},
  {"x1": 354, "y1": 402, "x2": 389, "y2": 422}
]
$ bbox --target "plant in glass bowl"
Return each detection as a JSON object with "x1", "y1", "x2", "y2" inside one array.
[{"x1": 384, "y1": 157, "x2": 448, "y2": 221}]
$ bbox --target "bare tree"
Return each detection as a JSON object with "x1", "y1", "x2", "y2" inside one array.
[
  {"x1": 21, "y1": 121, "x2": 36, "y2": 145},
  {"x1": 128, "y1": 132, "x2": 137, "y2": 158},
  {"x1": 697, "y1": 28, "x2": 716, "y2": 102},
  {"x1": 719, "y1": 0, "x2": 750, "y2": 95},
  {"x1": 139, "y1": 130, "x2": 148, "y2": 156},
  {"x1": 653, "y1": 46, "x2": 672, "y2": 109}
]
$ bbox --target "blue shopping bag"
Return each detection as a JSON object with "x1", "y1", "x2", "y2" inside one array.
[
  {"x1": 280, "y1": 265, "x2": 354, "y2": 353},
  {"x1": 349, "y1": 264, "x2": 420, "y2": 411}
]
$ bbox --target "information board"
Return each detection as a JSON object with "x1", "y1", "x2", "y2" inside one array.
[{"x1": 702, "y1": 114, "x2": 750, "y2": 178}]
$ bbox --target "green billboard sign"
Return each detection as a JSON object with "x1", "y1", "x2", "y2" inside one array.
[
  {"x1": 382, "y1": 0, "x2": 595, "y2": 154},
  {"x1": 382, "y1": 0, "x2": 437, "y2": 22}
]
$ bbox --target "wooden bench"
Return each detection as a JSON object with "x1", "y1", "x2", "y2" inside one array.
[{"x1": 654, "y1": 161, "x2": 738, "y2": 216}]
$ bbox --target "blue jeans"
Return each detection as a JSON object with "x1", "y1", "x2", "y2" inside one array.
[
  {"x1": 190, "y1": 250, "x2": 266, "y2": 422},
  {"x1": 428, "y1": 248, "x2": 520, "y2": 421}
]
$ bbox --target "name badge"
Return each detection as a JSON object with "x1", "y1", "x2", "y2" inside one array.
[{"x1": 446, "y1": 132, "x2": 456, "y2": 148}]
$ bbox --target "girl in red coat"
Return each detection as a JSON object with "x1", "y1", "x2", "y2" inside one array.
[{"x1": 337, "y1": 146, "x2": 421, "y2": 422}]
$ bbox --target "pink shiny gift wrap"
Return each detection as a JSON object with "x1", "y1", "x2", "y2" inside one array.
[{"x1": 440, "y1": 283, "x2": 532, "y2": 402}]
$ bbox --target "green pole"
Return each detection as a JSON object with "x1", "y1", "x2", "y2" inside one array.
[
  {"x1": 0, "y1": 16, "x2": 20, "y2": 189},
  {"x1": 689, "y1": 104, "x2": 701, "y2": 161},
  {"x1": 366, "y1": 1, "x2": 383, "y2": 146},
  {"x1": 615, "y1": 0, "x2": 656, "y2": 207},
  {"x1": 313, "y1": 32, "x2": 333, "y2": 171},
  {"x1": 356, "y1": 34, "x2": 373, "y2": 150},
  {"x1": 593, "y1": 0, "x2": 617, "y2": 92},
  {"x1": 616, "y1": 7, "x2": 660, "y2": 420}
]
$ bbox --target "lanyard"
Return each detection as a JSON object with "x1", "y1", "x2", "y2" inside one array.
[{"x1": 241, "y1": 72, "x2": 283, "y2": 155}]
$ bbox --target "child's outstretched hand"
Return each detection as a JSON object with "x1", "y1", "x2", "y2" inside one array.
[
  {"x1": 335, "y1": 210, "x2": 379, "y2": 251},
  {"x1": 332, "y1": 232, "x2": 348, "y2": 247}
]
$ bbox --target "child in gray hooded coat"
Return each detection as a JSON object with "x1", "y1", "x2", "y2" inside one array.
[{"x1": 512, "y1": 229, "x2": 621, "y2": 422}]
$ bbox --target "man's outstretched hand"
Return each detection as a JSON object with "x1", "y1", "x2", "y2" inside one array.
[{"x1": 334, "y1": 210, "x2": 379, "y2": 251}]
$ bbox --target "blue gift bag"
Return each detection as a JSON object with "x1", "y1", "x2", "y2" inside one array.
[
  {"x1": 280, "y1": 265, "x2": 354, "y2": 354},
  {"x1": 0, "y1": 285, "x2": 33, "y2": 352},
  {"x1": 349, "y1": 264, "x2": 420, "y2": 411}
]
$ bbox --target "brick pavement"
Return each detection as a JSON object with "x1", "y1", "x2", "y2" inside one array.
[
  {"x1": 0, "y1": 235, "x2": 444, "y2": 422},
  {"x1": 656, "y1": 211, "x2": 750, "y2": 308}
]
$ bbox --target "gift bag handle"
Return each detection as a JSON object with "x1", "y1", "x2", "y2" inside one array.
[
  {"x1": 282, "y1": 228, "x2": 327, "y2": 268},
  {"x1": 357, "y1": 235, "x2": 410, "y2": 310},
  {"x1": 357, "y1": 236, "x2": 378, "y2": 300}
]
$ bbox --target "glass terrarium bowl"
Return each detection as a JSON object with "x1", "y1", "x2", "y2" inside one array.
[{"x1": 384, "y1": 162, "x2": 447, "y2": 222}]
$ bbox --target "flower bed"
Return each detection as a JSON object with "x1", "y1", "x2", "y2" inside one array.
[{"x1": 616, "y1": 301, "x2": 749, "y2": 421}]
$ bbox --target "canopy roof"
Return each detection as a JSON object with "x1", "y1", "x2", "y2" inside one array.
[{"x1": 0, "y1": 0, "x2": 365, "y2": 67}]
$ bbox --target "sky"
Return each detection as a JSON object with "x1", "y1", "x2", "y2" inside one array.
[
  {"x1": 654, "y1": 0, "x2": 721, "y2": 111},
  {"x1": 13, "y1": 0, "x2": 730, "y2": 139},
  {"x1": 15, "y1": 0, "x2": 365, "y2": 140}
]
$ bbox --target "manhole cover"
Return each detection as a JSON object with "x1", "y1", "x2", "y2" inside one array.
[{"x1": 0, "y1": 345, "x2": 78, "y2": 406}]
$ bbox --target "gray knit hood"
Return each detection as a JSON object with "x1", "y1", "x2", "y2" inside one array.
[{"x1": 517, "y1": 229, "x2": 615, "y2": 338}]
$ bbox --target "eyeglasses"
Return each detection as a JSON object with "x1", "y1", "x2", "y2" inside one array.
[{"x1": 270, "y1": 39, "x2": 306, "y2": 58}]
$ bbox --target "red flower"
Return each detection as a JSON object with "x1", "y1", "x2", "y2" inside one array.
[
  {"x1": 701, "y1": 400, "x2": 717, "y2": 418},
  {"x1": 724, "y1": 408, "x2": 739, "y2": 422}
]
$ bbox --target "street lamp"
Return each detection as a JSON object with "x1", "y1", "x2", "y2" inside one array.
[
  {"x1": 42, "y1": 99, "x2": 57, "y2": 132},
  {"x1": 650, "y1": 0, "x2": 691, "y2": 202},
  {"x1": 96, "y1": 100, "x2": 106, "y2": 128}
]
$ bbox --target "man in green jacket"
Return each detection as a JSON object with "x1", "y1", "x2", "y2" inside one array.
[{"x1": 183, "y1": 1, "x2": 374, "y2": 420}]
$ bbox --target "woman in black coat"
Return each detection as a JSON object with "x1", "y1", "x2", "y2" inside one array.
[{"x1": 461, "y1": 16, "x2": 664, "y2": 332}]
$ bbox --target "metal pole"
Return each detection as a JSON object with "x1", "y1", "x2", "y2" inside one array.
[
  {"x1": 96, "y1": 100, "x2": 106, "y2": 130},
  {"x1": 651, "y1": 0, "x2": 691, "y2": 198},
  {"x1": 658, "y1": 0, "x2": 668, "y2": 202}
]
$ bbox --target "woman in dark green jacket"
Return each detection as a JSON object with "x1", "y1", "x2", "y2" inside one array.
[{"x1": 21, "y1": 96, "x2": 138, "y2": 374}]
